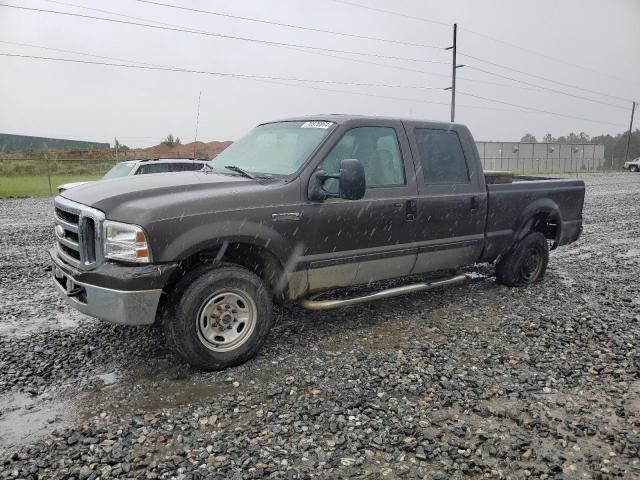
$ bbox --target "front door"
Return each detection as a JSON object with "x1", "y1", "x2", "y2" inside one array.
[{"x1": 299, "y1": 122, "x2": 419, "y2": 292}]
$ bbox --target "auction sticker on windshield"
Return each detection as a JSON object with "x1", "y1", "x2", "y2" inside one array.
[{"x1": 301, "y1": 121, "x2": 333, "y2": 129}]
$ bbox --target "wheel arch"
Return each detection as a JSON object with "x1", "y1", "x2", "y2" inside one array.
[
  {"x1": 514, "y1": 198, "x2": 563, "y2": 249},
  {"x1": 170, "y1": 239, "x2": 291, "y2": 297}
]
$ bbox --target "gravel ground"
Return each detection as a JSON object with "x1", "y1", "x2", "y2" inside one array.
[{"x1": 0, "y1": 173, "x2": 639, "y2": 479}]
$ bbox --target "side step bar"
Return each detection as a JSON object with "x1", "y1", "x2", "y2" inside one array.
[{"x1": 300, "y1": 273, "x2": 484, "y2": 311}]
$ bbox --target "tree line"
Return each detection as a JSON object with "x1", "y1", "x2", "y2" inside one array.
[{"x1": 520, "y1": 129, "x2": 640, "y2": 166}]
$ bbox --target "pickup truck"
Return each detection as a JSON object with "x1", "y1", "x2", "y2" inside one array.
[
  {"x1": 51, "y1": 115, "x2": 585, "y2": 370},
  {"x1": 623, "y1": 157, "x2": 640, "y2": 172},
  {"x1": 57, "y1": 158, "x2": 211, "y2": 193}
]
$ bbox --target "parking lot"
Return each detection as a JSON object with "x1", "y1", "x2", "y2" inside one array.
[{"x1": 1, "y1": 173, "x2": 639, "y2": 479}]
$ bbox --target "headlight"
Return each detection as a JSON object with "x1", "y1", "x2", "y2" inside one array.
[{"x1": 103, "y1": 220, "x2": 151, "y2": 263}]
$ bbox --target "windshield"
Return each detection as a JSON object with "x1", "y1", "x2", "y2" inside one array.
[
  {"x1": 213, "y1": 121, "x2": 335, "y2": 176},
  {"x1": 102, "y1": 162, "x2": 135, "y2": 179}
]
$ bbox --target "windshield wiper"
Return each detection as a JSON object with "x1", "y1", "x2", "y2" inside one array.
[
  {"x1": 223, "y1": 165, "x2": 274, "y2": 182},
  {"x1": 224, "y1": 165, "x2": 257, "y2": 180}
]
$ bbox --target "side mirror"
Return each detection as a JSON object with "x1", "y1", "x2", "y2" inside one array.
[
  {"x1": 308, "y1": 158, "x2": 366, "y2": 202},
  {"x1": 338, "y1": 158, "x2": 366, "y2": 200}
]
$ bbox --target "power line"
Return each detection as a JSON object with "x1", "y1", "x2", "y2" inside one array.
[
  {"x1": 458, "y1": 90, "x2": 626, "y2": 128},
  {"x1": 329, "y1": 0, "x2": 636, "y2": 90},
  {"x1": 30, "y1": 0, "x2": 622, "y2": 107},
  {"x1": 289, "y1": 43, "x2": 591, "y2": 96},
  {"x1": 329, "y1": 0, "x2": 449, "y2": 27},
  {"x1": 0, "y1": 39, "x2": 168, "y2": 69},
  {"x1": 466, "y1": 65, "x2": 629, "y2": 110},
  {"x1": 38, "y1": 1, "x2": 460, "y2": 84},
  {"x1": 0, "y1": 51, "x2": 457, "y2": 108},
  {"x1": 134, "y1": 0, "x2": 444, "y2": 50},
  {"x1": 0, "y1": 38, "x2": 548, "y2": 98},
  {"x1": 457, "y1": 26, "x2": 632, "y2": 86},
  {"x1": 43, "y1": 0, "x2": 558, "y2": 96},
  {"x1": 0, "y1": 3, "x2": 449, "y2": 65},
  {"x1": 2, "y1": 52, "x2": 628, "y2": 124},
  {"x1": 458, "y1": 52, "x2": 633, "y2": 103},
  {"x1": 0, "y1": 52, "x2": 445, "y2": 90},
  {"x1": 0, "y1": 51, "x2": 555, "y2": 114}
]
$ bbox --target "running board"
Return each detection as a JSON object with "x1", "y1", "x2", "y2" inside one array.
[{"x1": 300, "y1": 273, "x2": 485, "y2": 311}]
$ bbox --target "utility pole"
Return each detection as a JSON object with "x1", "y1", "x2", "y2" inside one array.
[
  {"x1": 624, "y1": 101, "x2": 636, "y2": 163},
  {"x1": 444, "y1": 24, "x2": 464, "y2": 123},
  {"x1": 193, "y1": 90, "x2": 202, "y2": 159}
]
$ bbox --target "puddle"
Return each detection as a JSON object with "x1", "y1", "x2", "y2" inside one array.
[
  {"x1": 0, "y1": 392, "x2": 73, "y2": 454},
  {"x1": 75, "y1": 380, "x2": 237, "y2": 421},
  {"x1": 0, "y1": 307, "x2": 84, "y2": 339},
  {"x1": 95, "y1": 371, "x2": 120, "y2": 386},
  {"x1": 53, "y1": 310, "x2": 84, "y2": 330}
]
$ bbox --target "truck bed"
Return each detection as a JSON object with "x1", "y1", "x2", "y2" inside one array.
[{"x1": 482, "y1": 176, "x2": 585, "y2": 261}]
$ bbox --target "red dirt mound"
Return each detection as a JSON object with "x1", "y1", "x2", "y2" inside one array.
[{"x1": 133, "y1": 140, "x2": 232, "y2": 159}]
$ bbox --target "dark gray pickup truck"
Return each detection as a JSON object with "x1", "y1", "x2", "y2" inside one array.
[{"x1": 51, "y1": 115, "x2": 585, "y2": 370}]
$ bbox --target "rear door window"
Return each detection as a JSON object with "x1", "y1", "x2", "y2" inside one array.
[{"x1": 414, "y1": 129, "x2": 469, "y2": 184}]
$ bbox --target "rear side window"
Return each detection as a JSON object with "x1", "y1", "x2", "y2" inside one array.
[{"x1": 414, "y1": 129, "x2": 469, "y2": 184}]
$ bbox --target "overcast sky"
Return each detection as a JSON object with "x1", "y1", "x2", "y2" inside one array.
[{"x1": 1, "y1": 0, "x2": 638, "y2": 147}]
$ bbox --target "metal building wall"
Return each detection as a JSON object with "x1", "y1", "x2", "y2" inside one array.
[{"x1": 475, "y1": 142, "x2": 606, "y2": 172}]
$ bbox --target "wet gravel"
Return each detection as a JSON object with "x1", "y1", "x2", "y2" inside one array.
[{"x1": 1, "y1": 173, "x2": 639, "y2": 479}]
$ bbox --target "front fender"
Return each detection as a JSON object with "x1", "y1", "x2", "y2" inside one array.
[{"x1": 154, "y1": 219, "x2": 292, "y2": 266}]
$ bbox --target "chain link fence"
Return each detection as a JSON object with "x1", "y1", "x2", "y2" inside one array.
[
  {"x1": 0, "y1": 149, "x2": 205, "y2": 197},
  {"x1": 0, "y1": 142, "x2": 627, "y2": 198}
]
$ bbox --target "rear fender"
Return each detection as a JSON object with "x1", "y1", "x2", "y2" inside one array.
[{"x1": 513, "y1": 198, "x2": 562, "y2": 248}]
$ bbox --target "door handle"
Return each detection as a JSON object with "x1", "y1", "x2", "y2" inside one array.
[
  {"x1": 470, "y1": 196, "x2": 480, "y2": 211},
  {"x1": 405, "y1": 199, "x2": 417, "y2": 221}
]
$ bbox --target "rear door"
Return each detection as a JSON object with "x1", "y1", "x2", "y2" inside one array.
[
  {"x1": 403, "y1": 122, "x2": 487, "y2": 273},
  {"x1": 298, "y1": 120, "x2": 419, "y2": 291}
]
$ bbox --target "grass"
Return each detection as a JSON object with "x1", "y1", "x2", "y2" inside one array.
[
  {"x1": 0, "y1": 175, "x2": 102, "y2": 198},
  {"x1": 0, "y1": 168, "x2": 620, "y2": 198}
]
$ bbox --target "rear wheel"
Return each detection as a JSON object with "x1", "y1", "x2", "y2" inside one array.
[
  {"x1": 496, "y1": 232, "x2": 549, "y2": 287},
  {"x1": 164, "y1": 263, "x2": 273, "y2": 370}
]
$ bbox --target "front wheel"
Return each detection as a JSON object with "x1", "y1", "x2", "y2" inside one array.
[
  {"x1": 164, "y1": 264, "x2": 273, "y2": 370},
  {"x1": 630, "y1": 165, "x2": 639, "y2": 172},
  {"x1": 495, "y1": 232, "x2": 549, "y2": 287}
]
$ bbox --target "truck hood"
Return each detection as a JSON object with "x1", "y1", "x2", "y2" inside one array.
[
  {"x1": 59, "y1": 181, "x2": 93, "y2": 192},
  {"x1": 60, "y1": 171, "x2": 260, "y2": 222}
]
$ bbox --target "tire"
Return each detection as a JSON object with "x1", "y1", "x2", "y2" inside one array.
[
  {"x1": 164, "y1": 263, "x2": 273, "y2": 370},
  {"x1": 631, "y1": 165, "x2": 639, "y2": 172},
  {"x1": 496, "y1": 232, "x2": 549, "y2": 287}
]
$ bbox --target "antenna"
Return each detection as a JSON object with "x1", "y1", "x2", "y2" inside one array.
[{"x1": 193, "y1": 90, "x2": 202, "y2": 159}]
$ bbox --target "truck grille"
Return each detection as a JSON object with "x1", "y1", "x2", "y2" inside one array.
[{"x1": 54, "y1": 197, "x2": 105, "y2": 270}]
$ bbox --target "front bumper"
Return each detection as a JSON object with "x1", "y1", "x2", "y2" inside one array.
[{"x1": 50, "y1": 248, "x2": 178, "y2": 326}]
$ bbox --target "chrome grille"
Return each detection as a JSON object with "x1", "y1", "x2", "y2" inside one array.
[{"x1": 54, "y1": 197, "x2": 105, "y2": 270}]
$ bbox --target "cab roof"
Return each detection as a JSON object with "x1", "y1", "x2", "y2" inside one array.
[{"x1": 263, "y1": 114, "x2": 458, "y2": 129}]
